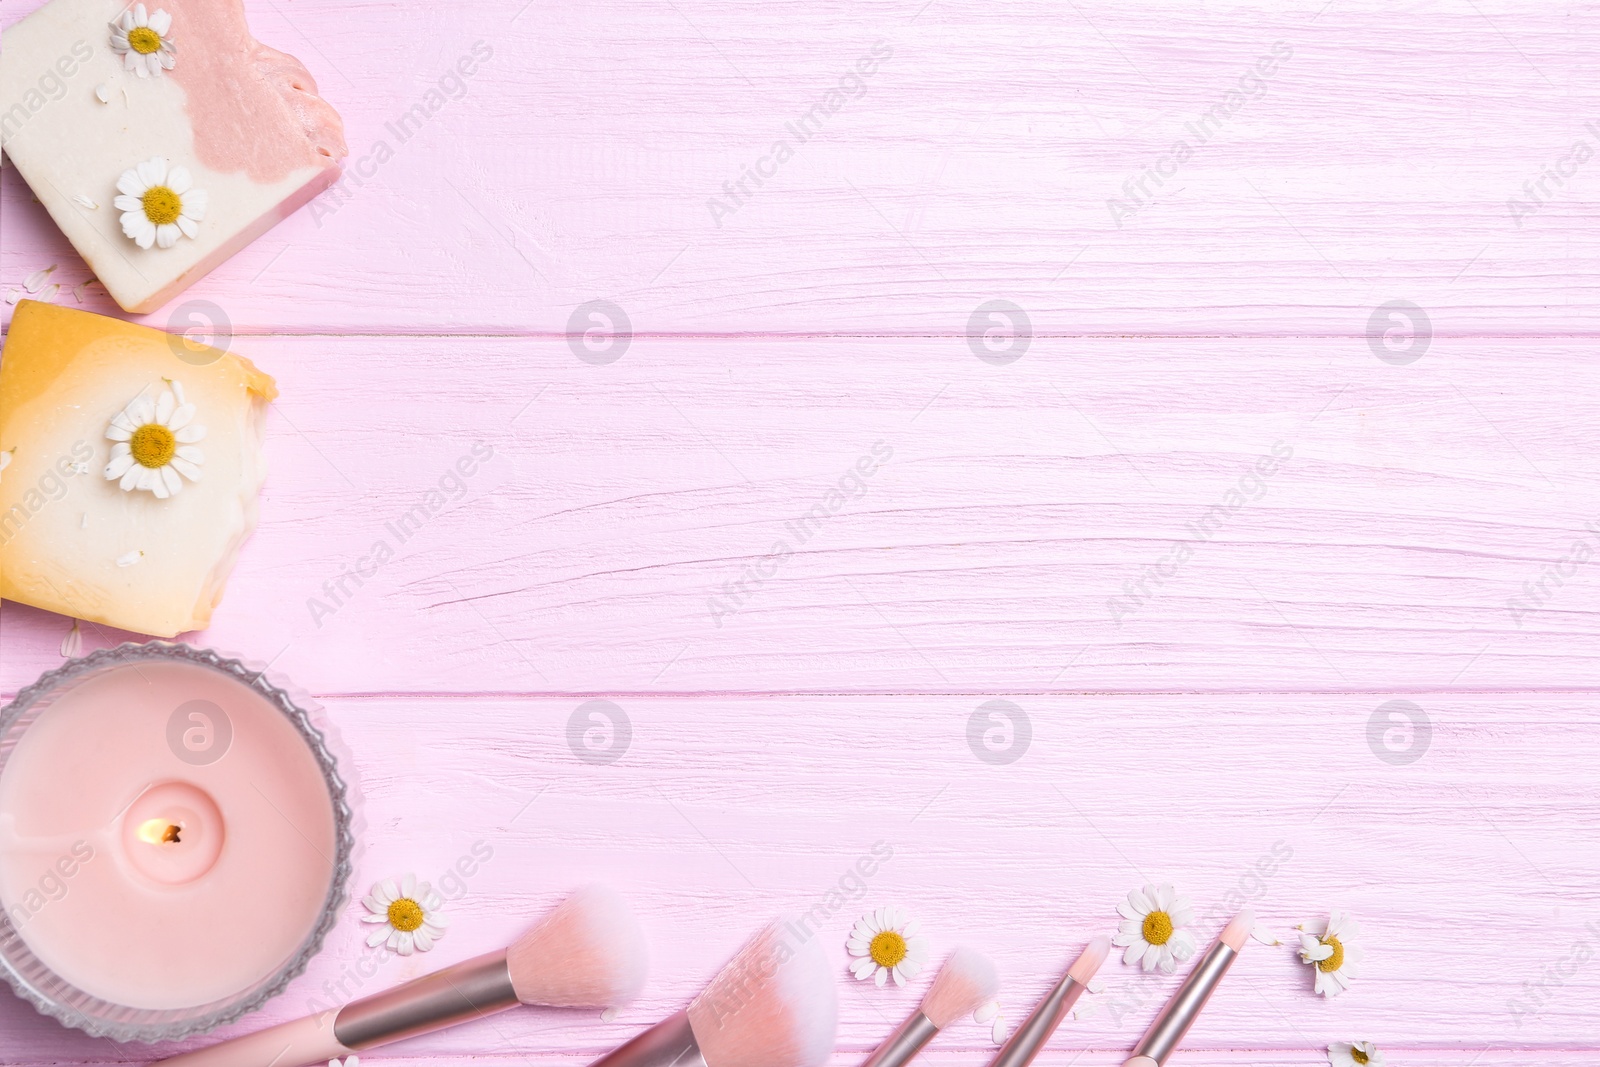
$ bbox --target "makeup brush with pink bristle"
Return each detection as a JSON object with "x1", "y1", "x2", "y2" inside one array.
[
  {"x1": 586, "y1": 920, "x2": 838, "y2": 1067},
  {"x1": 152, "y1": 885, "x2": 649, "y2": 1067},
  {"x1": 859, "y1": 947, "x2": 999, "y2": 1067}
]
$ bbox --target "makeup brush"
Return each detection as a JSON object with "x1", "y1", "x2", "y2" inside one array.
[
  {"x1": 985, "y1": 936, "x2": 1109, "y2": 1067},
  {"x1": 586, "y1": 920, "x2": 837, "y2": 1067},
  {"x1": 153, "y1": 885, "x2": 648, "y2": 1067},
  {"x1": 1122, "y1": 909, "x2": 1254, "y2": 1067},
  {"x1": 860, "y1": 946, "x2": 998, "y2": 1067}
]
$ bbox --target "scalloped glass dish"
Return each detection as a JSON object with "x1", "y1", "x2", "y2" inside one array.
[{"x1": 0, "y1": 643, "x2": 354, "y2": 1041}]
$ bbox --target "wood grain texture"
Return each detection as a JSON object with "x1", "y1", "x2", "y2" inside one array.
[
  {"x1": 2, "y1": 0, "x2": 1598, "y2": 335},
  {"x1": 2, "y1": 0, "x2": 1598, "y2": 1063}
]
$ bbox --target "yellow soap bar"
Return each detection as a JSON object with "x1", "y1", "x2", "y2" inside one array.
[{"x1": 0, "y1": 301, "x2": 274, "y2": 637}]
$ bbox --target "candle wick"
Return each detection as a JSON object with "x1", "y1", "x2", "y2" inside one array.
[{"x1": 162, "y1": 824, "x2": 182, "y2": 844}]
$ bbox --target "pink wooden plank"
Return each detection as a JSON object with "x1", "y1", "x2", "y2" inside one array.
[
  {"x1": 2, "y1": 0, "x2": 1595, "y2": 334},
  {"x1": 4, "y1": 334, "x2": 1595, "y2": 695}
]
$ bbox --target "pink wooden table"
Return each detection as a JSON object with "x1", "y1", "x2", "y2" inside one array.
[{"x1": 2, "y1": 0, "x2": 1597, "y2": 1063}]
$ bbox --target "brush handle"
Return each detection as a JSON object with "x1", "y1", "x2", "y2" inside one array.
[
  {"x1": 985, "y1": 972, "x2": 1088, "y2": 1067},
  {"x1": 1125, "y1": 941, "x2": 1238, "y2": 1067},
  {"x1": 585, "y1": 1010, "x2": 707, "y2": 1067},
  {"x1": 151, "y1": 951, "x2": 518, "y2": 1067},
  {"x1": 859, "y1": 1011, "x2": 938, "y2": 1067},
  {"x1": 150, "y1": 1013, "x2": 353, "y2": 1067}
]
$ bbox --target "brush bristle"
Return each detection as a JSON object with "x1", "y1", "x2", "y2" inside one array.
[
  {"x1": 919, "y1": 946, "x2": 999, "y2": 1029},
  {"x1": 686, "y1": 921, "x2": 838, "y2": 1067},
  {"x1": 1219, "y1": 908, "x2": 1254, "y2": 952},
  {"x1": 1067, "y1": 936, "x2": 1111, "y2": 984},
  {"x1": 506, "y1": 885, "x2": 649, "y2": 1008}
]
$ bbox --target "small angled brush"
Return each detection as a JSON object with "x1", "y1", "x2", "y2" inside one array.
[
  {"x1": 153, "y1": 885, "x2": 648, "y2": 1067},
  {"x1": 860, "y1": 947, "x2": 999, "y2": 1067}
]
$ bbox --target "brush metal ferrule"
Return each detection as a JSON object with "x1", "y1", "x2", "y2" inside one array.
[
  {"x1": 334, "y1": 949, "x2": 519, "y2": 1049},
  {"x1": 585, "y1": 1010, "x2": 707, "y2": 1067},
  {"x1": 860, "y1": 1011, "x2": 938, "y2": 1067},
  {"x1": 986, "y1": 972, "x2": 1088, "y2": 1067},
  {"x1": 1129, "y1": 941, "x2": 1238, "y2": 1066}
]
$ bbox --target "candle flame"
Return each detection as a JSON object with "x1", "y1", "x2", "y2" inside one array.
[{"x1": 136, "y1": 818, "x2": 182, "y2": 845}]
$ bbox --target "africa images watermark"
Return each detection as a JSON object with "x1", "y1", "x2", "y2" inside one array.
[
  {"x1": 307, "y1": 443, "x2": 496, "y2": 627},
  {"x1": 1506, "y1": 121, "x2": 1600, "y2": 229},
  {"x1": 0, "y1": 39, "x2": 93, "y2": 146},
  {"x1": 312, "y1": 40, "x2": 495, "y2": 226},
  {"x1": 707, "y1": 440, "x2": 894, "y2": 627},
  {"x1": 1106, "y1": 440, "x2": 1294, "y2": 626},
  {"x1": 0, "y1": 441, "x2": 94, "y2": 548},
  {"x1": 1505, "y1": 518, "x2": 1600, "y2": 627},
  {"x1": 706, "y1": 39, "x2": 895, "y2": 227},
  {"x1": 1107, "y1": 41, "x2": 1294, "y2": 227}
]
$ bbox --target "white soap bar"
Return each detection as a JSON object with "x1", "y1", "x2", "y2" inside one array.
[{"x1": 0, "y1": 0, "x2": 346, "y2": 312}]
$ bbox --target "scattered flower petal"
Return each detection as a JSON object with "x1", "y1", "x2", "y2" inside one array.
[
  {"x1": 116, "y1": 549, "x2": 143, "y2": 567},
  {"x1": 61, "y1": 620, "x2": 83, "y2": 659}
]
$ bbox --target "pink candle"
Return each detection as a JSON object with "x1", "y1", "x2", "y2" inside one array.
[{"x1": 0, "y1": 646, "x2": 349, "y2": 1036}]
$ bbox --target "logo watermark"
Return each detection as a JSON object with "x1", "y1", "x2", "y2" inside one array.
[
  {"x1": 567, "y1": 700, "x2": 631, "y2": 765},
  {"x1": 967, "y1": 699, "x2": 1031, "y2": 765}
]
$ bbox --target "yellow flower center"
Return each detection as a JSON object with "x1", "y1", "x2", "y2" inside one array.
[
  {"x1": 1142, "y1": 909, "x2": 1174, "y2": 945},
  {"x1": 142, "y1": 186, "x2": 182, "y2": 226},
  {"x1": 869, "y1": 930, "x2": 908, "y2": 968},
  {"x1": 129, "y1": 423, "x2": 176, "y2": 468},
  {"x1": 1317, "y1": 935, "x2": 1345, "y2": 973},
  {"x1": 387, "y1": 897, "x2": 425, "y2": 932},
  {"x1": 1350, "y1": 1049, "x2": 1369, "y2": 1066},
  {"x1": 127, "y1": 26, "x2": 162, "y2": 54}
]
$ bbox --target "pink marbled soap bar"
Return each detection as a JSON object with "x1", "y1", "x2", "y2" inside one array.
[{"x1": 0, "y1": 0, "x2": 346, "y2": 312}]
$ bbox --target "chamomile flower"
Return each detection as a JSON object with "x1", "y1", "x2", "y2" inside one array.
[
  {"x1": 328, "y1": 1059, "x2": 359, "y2": 1067},
  {"x1": 116, "y1": 157, "x2": 207, "y2": 250},
  {"x1": 1298, "y1": 912, "x2": 1363, "y2": 998},
  {"x1": 109, "y1": 5, "x2": 176, "y2": 78},
  {"x1": 361, "y1": 874, "x2": 447, "y2": 955},
  {"x1": 104, "y1": 380, "x2": 205, "y2": 498},
  {"x1": 1328, "y1": 1041, "x2": 1385, "y2": 1067},
  {"x1": 847, "y1": 906, "x2": 930, "y2": 987},
  {"x1": 1112, "y1": 883, "x2": 1198, "y2": 974}
]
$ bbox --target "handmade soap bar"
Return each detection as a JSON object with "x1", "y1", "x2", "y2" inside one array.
[
  {"x1": 0, "y1": 300, "x2": 275, "y2": 636},
  {"x1": 0, "y1": 0, "x2": 346, "y2": 313}
]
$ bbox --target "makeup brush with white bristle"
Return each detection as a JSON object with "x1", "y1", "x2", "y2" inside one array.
[
  {"x1": 586, "y1": 920, "x2": 838, "y2": 1067},
  {"x1": 153, "y1": 885, "x2": 649, "y2": 1067},
  {"x1": 859, "y1": 947, "x2": 999, "y2": 1067}
]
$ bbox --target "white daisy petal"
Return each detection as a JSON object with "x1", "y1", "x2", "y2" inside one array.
[
  {"x1": 1128, "y1": 886, "x2": 1153, "y2": 913},
  {"x1": 155, "y1": 223, "x2": 180, "y2": 249},
  {"x1": 155, "y1": 389, "x2": 175, "y2": 424},
  {"x1": 114, "y1": 194, "x2": 142, "y2": 212},
  {"x1": 366, "y1": 928, "x2": 389, "y2": 948},
  {"x1": 119, "y1": 464, "x2": 142, "y2": 490},
  {"x1": 874, "y1": 967, "x2": 887, "y2": 987},
  {"x1": 137, "y1": 156, "x2": 166, "y2": 188},
  {"x1": 175, "y1": 423, "x2": 207, "y2": 443},
  {"x1": 161, "y1": 465, "x2": 182, "y2": 495},
  {"x1": 169, "y1": 456, "x2": 202, "y2": 481},
  {"x1": 1122, "y1": 941, "x2": 1144, "y2": 966},
  {"x1": 104, "y1": 454, "x2": 134, "y2": 479},
  {"x1": 167, "y1": 165, "x2": 191, "y2": 194},
  {"x1": 149, "y1": 9, "x2": 172, "y2": 35},
  {"x1": 133, "y1": 4, "x2": 149, "y2": 27}
]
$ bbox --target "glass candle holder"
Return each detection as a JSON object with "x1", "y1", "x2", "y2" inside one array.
[{"x1": 0, "y1": 642, "x2": 355, "y2": 1041}]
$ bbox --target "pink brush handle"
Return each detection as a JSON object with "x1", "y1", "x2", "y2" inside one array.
[{"x1": 154, "y1": 1012, "x2": 353, "y2": 1067}]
